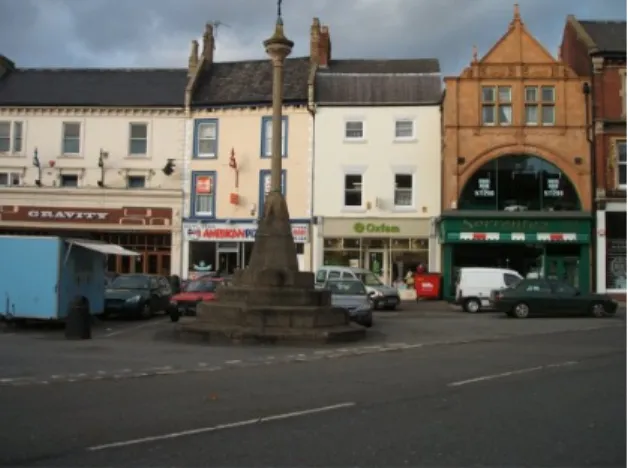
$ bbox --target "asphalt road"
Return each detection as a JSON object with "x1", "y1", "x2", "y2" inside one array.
[
  {"x1": 0, "y1": 326, "x2": 624, "y2": 467},
  {"x1": 0, "y1": 304, "x2": 623, "y2": 384}
]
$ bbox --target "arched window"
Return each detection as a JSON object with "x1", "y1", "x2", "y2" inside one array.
[{"x1": 458, "y1": 155, "x2": 581, "y2": 211}]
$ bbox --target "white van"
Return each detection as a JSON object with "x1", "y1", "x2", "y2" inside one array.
[
  {"x1": 315, "y1": 266, "x2": 401, "y2": 310},
  {"x1": 455, "y1": 267, "x2": 522, "y2": 313}
]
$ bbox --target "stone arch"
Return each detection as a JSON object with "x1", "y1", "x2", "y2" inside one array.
[{"x1": 458, "y1": 143, "x2": 589, "y2": 211}]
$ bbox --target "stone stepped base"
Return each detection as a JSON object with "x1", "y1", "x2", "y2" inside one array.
[{"x1": 176, "y1": 318, "x2": 366, "y2": 344}]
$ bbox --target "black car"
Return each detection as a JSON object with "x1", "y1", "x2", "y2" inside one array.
[
  {"x1": 491, "y1": 278, "x2": 618, "y2": 319},
  {"x1": 104, "y1": 274, "x2": 172, "y2": 319}
]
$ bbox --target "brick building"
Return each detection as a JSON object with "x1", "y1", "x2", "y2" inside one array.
[
  {"x1": 439, "y1": 5, "x2": 592, "y2": 300},
  {"x1": 560, "y1": 16, "x2": 626, "y2": 296}
]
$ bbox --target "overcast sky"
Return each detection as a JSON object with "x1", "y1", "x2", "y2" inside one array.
[{"x1": 0, "y1": 0, "x2": 625, "y2": 76}]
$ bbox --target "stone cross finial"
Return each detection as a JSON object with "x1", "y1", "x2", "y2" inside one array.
[
  {"x1": 513, "y1": 3, "x2": 521, "y2": 22},
  {"x1": 472, "y1": 45, "x2": 478, "y2": 63}
]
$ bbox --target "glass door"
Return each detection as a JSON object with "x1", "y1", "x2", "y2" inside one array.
[
  {"x1": 364, "y1": 250, "x2": 388, "y2": 285},
  {"x1": 216, "y1": 242, "x2": 240, "y2": 275}
]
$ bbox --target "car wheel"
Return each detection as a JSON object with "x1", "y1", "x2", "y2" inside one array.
[
  {"x1": 169, "y1": 309, "x2": 180, "y2": 323},
  {"x1": 361, "y1": 317, "x2": 373, "y2": 328},
  {"x1": 140, "y1": 303, "x2": 153, "y2": 320},
  {"x1": 512, "y1": 302, "x2": 530, "y2": 318},
  {"x1": 590, "y1": 302, "x2": 612, "y2": 318},
  {"x1": 384, "y1": 304, "x2": 397, "y2": 311},
  {"x1": 463, "y1": 298, "x2": 481, "y2": 313}
]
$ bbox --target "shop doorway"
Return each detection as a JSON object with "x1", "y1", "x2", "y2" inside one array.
[
  {"x1": 364, "y1": 250, "x2": 388, "y2": 284},
  {"x1": 216, "y1": 242, "x2": 239, "y2": 274},
  {"x1": 545, "y1": 256, "x2": 580, "y2": 287}
]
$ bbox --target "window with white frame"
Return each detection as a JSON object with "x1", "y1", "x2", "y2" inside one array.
[
  {"x1": 524, "y1": 86, "x2": 555, "y2": 126},
  {"x1": 394, "y1": 174, "x2": 413, "y2": 206},
  {"x1": 394, "y1": 119, "x2": 414, "y2": 140},
  {"x1": 481, "y1": 86, "x2": 512, "y2": 126},
  {"x1": 193, "y1": 174, "x2": 215, "y2": 216},
  {"x1": 129, "y1": 123, "x2": 148, "y2": 155},
  {"x1": 60, "y1": 174, "x2": 78, "y2": 187},
  {"x1": 62, "y1": 122, "x2": 81, "y2": 154},
  {"x1": 196, "y1": 121, "x2": 218, "y2": 158},
  {"x1": 0, "y1": 121, "x2": 23, "y2": 153},
  {"x1": 344, "y1": 120, "x2": 364, "y2": 140},
  {"x1": 0, "y1": 171, "x2": 20, "y2": 187},
  {"x1": 263, "y1": 118, "x2": 287, "y2": 157},
  {"x1": 344, "y1": 174, "x2": 363, "y2": 207},
  {"x1": 616, "y1": 140, "x2": 626, "y2": 189},
  {"x1": 127, "y1": 175, "x2": 146, "y2": 189}
]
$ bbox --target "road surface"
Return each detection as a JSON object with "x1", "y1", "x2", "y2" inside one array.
[{"x1": 0, "y1": 325, "x2": 624, "y2": 467}]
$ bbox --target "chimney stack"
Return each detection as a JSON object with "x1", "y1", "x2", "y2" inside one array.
[
  {"x1": 309, "y1": 18, "x2": 331, "y2": 68},
  {"x1": 202, "y1": 23, "x2": 214, "y2": 63},
  {"x1": 319, "y1": 25, "x2": 331, "y2": 68},
  {"x1": 188, "y1": 40, "x2": 199, "y2": 77},
  {"x1": 310, "y1": 17, "x2": 320, "y2": 64}
]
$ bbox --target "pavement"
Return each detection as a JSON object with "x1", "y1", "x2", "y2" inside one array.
[
  {"x1": 0, "y1": 325, "x2": 624, "y2": 467},
  {"x1": 0, "y1": 302, "x2": 624, "y2": 386}
]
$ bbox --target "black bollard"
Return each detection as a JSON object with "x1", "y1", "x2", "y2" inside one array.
[{"x1": 65, "y1": 296, "x2": 92, "y2": 340}]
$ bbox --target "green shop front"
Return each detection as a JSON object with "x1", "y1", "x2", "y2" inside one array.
[{"x1": 439, "y1": 212, "x2": 592, "y2": 300}]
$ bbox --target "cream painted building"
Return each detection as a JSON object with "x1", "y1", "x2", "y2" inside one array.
[
  {"x1": 180, "y1": 25, "x2": 314, "y2": 278},
  {"x1": 311, "y1": 56, "x2": 444, "y2": 285},
  {"x1": 0, "y1": 56, "x2": 186, "y2": 275}
]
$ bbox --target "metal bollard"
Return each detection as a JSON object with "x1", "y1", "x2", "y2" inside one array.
[{"x1": 65, "y1": 296, "x2": 92, "y2": 340}]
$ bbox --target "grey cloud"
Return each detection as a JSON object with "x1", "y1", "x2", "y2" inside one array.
[{"x1": 0, "y1": 0, "x2": 625, "y2": 75}]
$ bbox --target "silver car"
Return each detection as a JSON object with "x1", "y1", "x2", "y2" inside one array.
[{"x1": 324, "y1": 279, "x2": 373, "y2": 328}]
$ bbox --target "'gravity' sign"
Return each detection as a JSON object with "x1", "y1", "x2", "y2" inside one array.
[{"x1": 28, "y1": 210, "x2": 109, "y2": 220}]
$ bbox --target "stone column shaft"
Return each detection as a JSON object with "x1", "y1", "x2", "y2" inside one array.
[{"x1": 271, "y1": 58, "x2": 284, "y2": 193}]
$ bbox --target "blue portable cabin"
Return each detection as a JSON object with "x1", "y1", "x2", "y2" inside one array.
[{"x1": 0, "y1": 235, "x2": 139, "y2": 321}]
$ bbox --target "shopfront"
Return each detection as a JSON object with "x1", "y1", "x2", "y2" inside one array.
[
  {"x1": 0, "y1": 205, "x2": 175, "y2": 275},
  {"x1": 595, "y1": 203, "x2": 626, "y2": 297},
  {"x1": 439, "y1": 212, "x2": 592, "y2": 300},
  {"x1": 315, "y1": 218, "x2": 437, "y2": 286},
  {"x1": 182, "y1": 222, "x2": 311, "y2": 279}
]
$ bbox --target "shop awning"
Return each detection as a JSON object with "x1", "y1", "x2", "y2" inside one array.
[{"x1": 67, "y1": 239, "x2": 140, "y2": 256}]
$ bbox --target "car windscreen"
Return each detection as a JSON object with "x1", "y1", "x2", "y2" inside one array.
[
  {"x1": 357, "y1": 272, "x2": 383, "y2": 287},
  {"x1": 110, "y1": 275, "x2": 150, "y2": 289},
  {"x1": 185, "y1": 280, "x2": 218, "y2": 292},
  {"x1": 327, "y1": 281, "x2": 367, "y2": 295}
]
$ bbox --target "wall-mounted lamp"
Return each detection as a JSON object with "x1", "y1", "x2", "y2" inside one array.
[
  {"x1": 97, "y1": 149, "x2": 108, "y2": 187},
  {"x1": 33, "y1": 148, "x2": 42, "y2": 187}
]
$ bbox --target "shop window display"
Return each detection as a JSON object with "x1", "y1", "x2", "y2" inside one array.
[
  {"x1": 605, "y1": 212, "x2": 627, "y2": 290},
  {"x1": 459, "y1": 155, "x2": 581, "y2": 211}
]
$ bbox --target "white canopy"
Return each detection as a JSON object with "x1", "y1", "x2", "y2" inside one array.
[{"x1": 67, "y1": 239, "x2": 140, "y2": 256}]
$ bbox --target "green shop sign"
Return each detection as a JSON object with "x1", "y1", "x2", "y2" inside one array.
[{"x1": 353, "y1": 222, "x2": 400, "y2": 234}]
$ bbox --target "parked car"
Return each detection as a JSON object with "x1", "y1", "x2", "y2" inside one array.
[
  {"x1": 490, "y1": 278, "x2": 619, "y2": 318},
  {"x1": 104, "y1": 274, "x2": 172, "y2": 319},
  {"x1": 168, "y1": 277, "x2": 225, "y2": 322},
  {"x1": 324, "y1": 279, "x2": 373, "y2": 328},
  {"x1": 455, "y1": 267, "x2": 523, "y2": 313},
  {"x1": 315, "y1": 266, "x2": 400, "y2": 310}
]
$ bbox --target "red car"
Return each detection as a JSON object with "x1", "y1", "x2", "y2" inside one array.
[{"x1": 168, "y1": 277, "x2": 224, "y2": 322}]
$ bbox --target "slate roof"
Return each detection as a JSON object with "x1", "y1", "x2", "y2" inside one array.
[
  {"x1": 191, "y1": 56, "x2": 310, "y2": 107},
  {"x1": 0, "y1": 67, "x2": 187, "y2": 107},
  {"x1": 315, "y1": 59, "x2": 442, "y2": 106},
  {"x1": 578, "y1": 20, "x2": 627, "y2": 54}
]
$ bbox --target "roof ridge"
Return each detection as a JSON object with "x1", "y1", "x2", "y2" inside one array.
[{"x1": 18, "y1": 67, "x2": 187, "y2": 72}]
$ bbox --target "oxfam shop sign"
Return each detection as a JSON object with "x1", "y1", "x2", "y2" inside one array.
[{"x1": 353, "y1": 222, "x2": 401, "y2": 234}]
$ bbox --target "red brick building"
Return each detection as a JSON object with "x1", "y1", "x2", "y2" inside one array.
[{"x1": 560, "y1": 17, "x2": 626, "y2": 296}]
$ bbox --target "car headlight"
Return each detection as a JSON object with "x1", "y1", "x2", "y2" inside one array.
[
  {"x1": 126, "y1": 295, "x2": 142, "y2": 303},
  {"x1": 357, "y1": 300, "x2": 372, "y2": 311}
]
